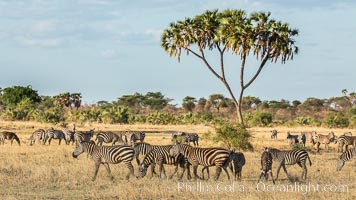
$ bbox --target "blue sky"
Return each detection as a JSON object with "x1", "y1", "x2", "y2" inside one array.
[{"x1": 0, "y1": 0, "x2": 355, "y2": 105}]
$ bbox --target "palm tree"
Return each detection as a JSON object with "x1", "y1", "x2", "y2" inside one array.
[
  {"x1": 70, "y1": 93, "x2": 82, "y2": 110},
  {"x1": 161, "y1": 9, "x2": 298, "y2": 126}
]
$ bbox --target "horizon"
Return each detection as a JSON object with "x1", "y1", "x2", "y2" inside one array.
[{"x1": 1, "y1": 0, "x2": 355, "y2": 106}]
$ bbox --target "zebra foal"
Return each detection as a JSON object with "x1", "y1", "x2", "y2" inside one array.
[
  {"x1": 72, "y1": 141, "x2": 135, "y2": 181},
  {"x1": 257, "y1": 149, "x2": 275, "y2": 184}
]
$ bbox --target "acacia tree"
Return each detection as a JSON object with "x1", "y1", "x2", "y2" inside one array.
[{"x1": 161, "y1": 9, "x2": 298, "y2": 125}]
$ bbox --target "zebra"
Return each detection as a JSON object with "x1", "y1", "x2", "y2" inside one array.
[
  {"x1": 125, "y1": 131, "x2": 145, "y2": 146},
  {"x1": 72, "y1": 140, "x2": 135, "y2": 181},
  {"x1": 257, "y1": 149, "x2": 275, "y2": 184},
  {"x1": 172, "y1": 132, "x2": 199, "y2": 147},
  {"x1": 95, "y1": 131, "x2": 123, "y2": 146},
  {"x1": 336, "y1": 147, "x2": 356, "y2": 171},
  {"x1": 286, "y1": 132, "x2": 299, "y2": 146},
  {"x1": 62, "y1": 128, "x2": 75, "y2": 145},
  {"x1": 44, "y1": 128, "x2": 66, "y2": 145},
  {"x1": 298, "y1": 133, "x2": 307, "y2": 147},
  {"x1": 137, "y1": 147, "x2": 190, "y2": 180},
  {"x1": 271, "y1": 130, "x2": 278, "y2": 139},
  {"x1": 133, "y1": 142, "x2": 191, "y2": 179},
  {"x1": 229, "y1": 151, "x2": 246, "y2": 181},
  {"x1": 27, "y1": 129, "x2": 46, "y2": 146},
  {"x1": 74, "y1": 129, "x2": 95, "y2": 143},
  {"x1": 302, "y1": 131, "x2": 317, "y2": 147},
  {"x1": 0, "y1": 131, "x2": 21, "y2": 146},
  {"x1": 169, "y1": 143, "x2": 231, "y2": 181},
  {"x1": 202, "y1": 151, "x2": 245, "y2": 181},
  {"x1": 343, "y1": 132, "x2": 352, "y2": 137},
  {"x1": 264, "y1": 147, "x2": 312, "y2": 181},
  {"x1": 314, "y1": 132, "x2": 337, "y2": 152},
  {"x1": 337, "y1": 135, "x2": 356, "y2": 153}
]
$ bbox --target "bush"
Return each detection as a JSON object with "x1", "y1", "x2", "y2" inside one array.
[
  {"x1": 295, "y1": 116, "x2": 320, "y2": 126},
  {"x1": 322, "y1": 112, "x2": 349, "y2": 128},
  {"x1": 214, "y1": 121, "x2": 253, "y2": 151},
  {"x1": 250, "y1": 112, "x2": 272, "y2": 126},
  {"x1": 291, "y1": 143, "x2": 309, "y2": 151}
]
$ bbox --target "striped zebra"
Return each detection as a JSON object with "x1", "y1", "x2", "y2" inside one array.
[
  {"x1": 44, "y1": 128, "x2": 66, "y2": 145},
  {"x1": 172, "y1": 132, "x2": 199, "y2": 147},
  {"x1": 125, "y1": 131, "x2": 145, "y2": 146},
  {"x1": 202, "y1": 151, "x2": 245, "y2": 181},
  {"x1": 337, "y1": 147, "x2": 356, "y2": 171},
  {"x1": 27, "y1": 129, "x2": 46, "y2": 146},
  {"x1": 95, "y1": 131, "x2": 123, "y2": 146},
  {"x1": 264, "y1": 147, "x2": 312, "y2": 181},
  {"x1": 72, "y1": 141, "x2": 135, "y2": 181},
  {"x1": 271, "y1": 130, "x2": 278, "y2": 139},
  {"x1": 337, "y1": 135, "x2": 356, "y2": 153},
  {"x1": 74, "y1": 129, "x2": 95, "y2": 143},
  {"x1": 137, "y1": 147, "x2": 190, "y2": 180},
  {"x1": 0, "y1": 131, "x2": 21, "y2": 146},
  {"x1": 343, "y1": 132, "x2": 352, "y2": 136},
  {"x1": 314, "y1": 132, "x2": 337, "y2": 152},
  {"x1": 257, "y1": 150, "x2": 275, "y2": 184},
  {"x1": 62, "y1": 128, "x2": 75, "y2": 145},
  {"x1": 286, "y1": 132, "x2": 299, "y2": 146},
  {"x1": 133, "y1": 142, "x2": 191, "y2": 179},
  {"x1": 169, "y1": 144, "x2": 231, "y2": 181}
]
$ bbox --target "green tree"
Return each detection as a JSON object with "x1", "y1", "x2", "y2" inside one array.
[
  {"x1": 205, "y1": 94, "x2": 228, "y2": 112},
  {"x1": 1, "y1": 85, "x2": 41, "y2": 107},
  {"x1": 182, "y1": 96, "x2": 196, "y2": 112},
  {"x1": 116, "y1": 92, "x2": 145, "y2": 113},
  {"x1": 214, "y1": 122, "x2": 253, "y2": 151},
  {"x1": 143, "y1": 92, "x2": 171, "y2": 110},
  {"x1": 161, "y1": 9, "x2": 298, "y2": 126}
]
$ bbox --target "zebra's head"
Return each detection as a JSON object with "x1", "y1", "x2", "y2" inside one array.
[
  {"x1": 137, "y1": 164, "x2": 148, "y2": 178},
  {"x1": 72, "y1": 141, "x2": 85, "y2": 158},
  {"x1": 286, "y1": 131, "x2": 291, "y2": 139},
  {"x1": 169, "y1": 144, "x2": 181, "y2": 157}
]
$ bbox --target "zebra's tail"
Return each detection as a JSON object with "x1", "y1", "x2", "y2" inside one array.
[{"x1": 307, "y1": 154, "x2": 312, "y2": 166}]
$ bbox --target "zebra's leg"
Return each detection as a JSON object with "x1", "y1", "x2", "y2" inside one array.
[
  {"x1": 214, "y1": 166, "x2": 222, "y2": 181},
  {"x1": 169, "y1": 164, "x2": 179, "y2": 179},
  {"x1": 103, "y1": 163, "x2": 114, "y2": 180},
  {"x1": 257, "y1": 171, "x2": 264, "y2": 183},
  {"x1": 126, "y1": 162, "x2": 134, "y2": 180},
  {"x1": 92, "y1": 162, "x2": 101, "y2": 181},
  {"x1": 186, "y1": 164, "x2": 191, "y2": 180},
  {"x1": 269, "y1": 170, "x2": 275, "y2": 184},
  {"x1": 317, "y1": 143, "x2": 321, "y2": 152},
  {"x1": 222, "y1": 166, "x2": 230, "y2": 180},
  {"x1": 281, "y1": 164, "x2": 291, "y2": 181},
  {"x1": 275, "y1": 163, "x2": 283, "y2": 182},
  {"x1": 159, "y1": 162, "x2": 166, "y2": 179},
  {"x1": 11, "y1": 139, "x2": 14, "y2": 145},
  {"x1": 59, "y1": 139, "x2": 61, "y2": 145},
  {"x1": 193, "y1": 165, "x2": 198, "y2": 180},
  {"x1": 201, "y1": 166, "x2": 206, "y2": 180}
]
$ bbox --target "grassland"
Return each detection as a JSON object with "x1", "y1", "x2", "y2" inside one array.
[{"x1": 0, "y1": 121, "x2": 355, "y2": 199}]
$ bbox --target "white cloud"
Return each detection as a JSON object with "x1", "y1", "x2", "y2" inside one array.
[
  {"x1": 17, "y1": 37, "x2": 62, "y2": 47},
  {"x1": 100, "y1": 49, "x2": 116, "y2": 58}
]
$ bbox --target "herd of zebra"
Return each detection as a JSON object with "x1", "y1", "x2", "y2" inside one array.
[{"x1": 0, "y1": 127, "x2": 355, "y2": 183}]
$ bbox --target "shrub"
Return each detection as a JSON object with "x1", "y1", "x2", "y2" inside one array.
[
  {"x1": 250, "y1": 112, "x2": 272, "y2": 126},
  {"x1": 322, "y1": 112, "x2": 349, "y2": 128},
  {"x1": 214, "y1": 121, "x2": 253, "y2": 151}
]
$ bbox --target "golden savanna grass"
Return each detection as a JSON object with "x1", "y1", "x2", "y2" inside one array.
[{"x1": 0, "y1": 121, "x2": 355, "y2": 199}]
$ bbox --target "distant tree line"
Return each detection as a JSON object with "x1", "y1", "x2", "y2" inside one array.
[{"x1": 0, "y1": 85, "x2": 355, "y2": 128}]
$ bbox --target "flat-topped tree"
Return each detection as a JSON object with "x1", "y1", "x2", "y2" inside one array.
[{"x1": 161, "y1": 9, "x2": 298, "y2": 126}]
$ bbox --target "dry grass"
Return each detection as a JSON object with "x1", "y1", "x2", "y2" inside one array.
[{"x1": 0, "y1": 121, "x2": 355, "y2": 199}]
